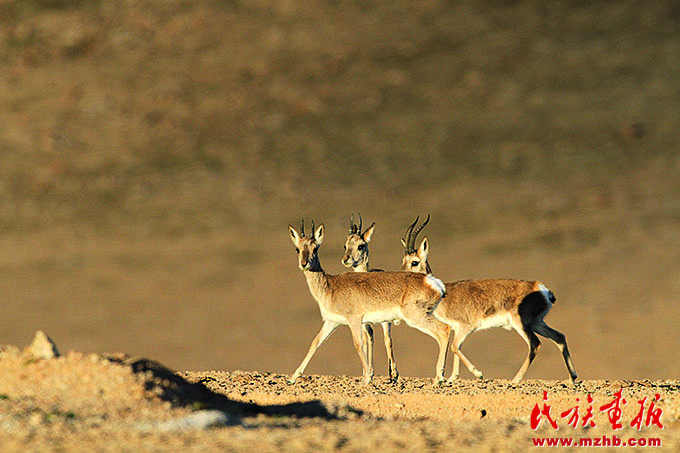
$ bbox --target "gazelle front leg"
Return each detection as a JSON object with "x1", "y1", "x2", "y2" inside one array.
[
  {"x1": 433, "y1": 329, "x2": 450, "y2": 385},
  {"x1": 448, "y1": 326, "x2": 483, "y2": 383},
  {"x1": 289, "y1": 320, "x2": 340, "y2": 384},
  {"x1": 361, "y1": 323, "x2": 375, "y2": 381}
]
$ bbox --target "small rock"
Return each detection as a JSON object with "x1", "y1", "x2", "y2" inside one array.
[{"x1": 29, "y1": 330, "x2": 60, "y2": 359}]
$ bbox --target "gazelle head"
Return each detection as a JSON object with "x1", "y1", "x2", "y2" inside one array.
[
  {"x1": 342, "y1": 213, "x2": 375, "y2": 271},
  {"x1": 400, "y1": 215, "x2": 432, "y2": 274},
  {"x1": 289, "y1": 219, "x2": 325, "y2": 271}
]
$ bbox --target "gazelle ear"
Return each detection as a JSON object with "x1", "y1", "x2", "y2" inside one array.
[
  {"x1": 418, "y1": 237, "x2": 429, "y2": 259},
  {"x1": 288, "y1": 225, "x2": 300, "y2": 246},
  {"x1": 314, "y1": 223, "x2": 325, "y2": 244},
  {"x1": 362, "y1": 223, "x2": 376, "y2": 242}
]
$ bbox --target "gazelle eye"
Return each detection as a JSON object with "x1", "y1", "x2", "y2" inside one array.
[
  {"x1": 295, "y1": 248, "x2": 300, "y2": 254},
  {"x1": 411, "y1": 260, "x2": 419, "y2": 267},
  {"x1": 357, "y1": 244, "x2": 366, "y2": 251}
]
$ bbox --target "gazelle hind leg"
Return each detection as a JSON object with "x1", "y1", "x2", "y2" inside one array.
[
  {"x1": 533, "y1": 321, "x2": 578, "y2": 383},
  {"x1": 348, "y1": 318, "x2": 373, "y2": 384},
  {"x1": 381, "y1": 322, "x2": 399, "y2": 383},
  {"x1": 289, "y1": 320, "x2": 340, "y2": 384},
  {"x1": 511, "y1": 324, "x2": 541, "y2": 383}
]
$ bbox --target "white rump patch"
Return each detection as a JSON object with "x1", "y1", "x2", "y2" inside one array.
[
  {"x1": 425, "y1": 274, "x2": 446, "y2": 297},
  {"x1": 538, "y1": 283, "x2": 554, "y2": 307}
]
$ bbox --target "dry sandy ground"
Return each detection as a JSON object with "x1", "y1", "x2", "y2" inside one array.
[{"x1": 1, "y1": 336, "x2": 678, "y2": 452}]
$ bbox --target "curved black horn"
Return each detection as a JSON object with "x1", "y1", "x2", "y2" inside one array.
[
  {"x1": 403, "y1": 216, "x2": 420, "y2": 252},
  {"x1": 349, "y1": 214, "x2": 355, "y2": 234},
  {"x1": 411, "y1": 214, "x2": 430, "y2": 248},
  {"x1": 311, "y1": 219, "x2": 315, "y2": 235},
  {"x1": 300, "y1": 219, "x2": 305, "y2": 237},
  {"x1": 358, "y1": 213, "x2": 363, "y2": 234}
]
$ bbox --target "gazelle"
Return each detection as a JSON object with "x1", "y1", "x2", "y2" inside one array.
[
  {"x1": 341, "y1": 214, "x2": 399, "y2": 382},
  {"x1": 401, "y1": 215, "x2": 578, "y2": 384},
  {"x1": 288, "y1": 219, "x2": 449, "y2": 384}
]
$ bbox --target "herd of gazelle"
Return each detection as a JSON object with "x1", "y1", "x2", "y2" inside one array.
[{"x1": 288, "y1": 215, "x2": 578, "y2": 385}]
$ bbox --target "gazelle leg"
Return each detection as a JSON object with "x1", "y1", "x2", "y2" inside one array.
[
  {"x1": 400, "y1": 302, "x2": 451, "y2": 384},
  {"x1": 381, "y1": 322, "x2": 399, "y2": 383},
  {"x1": 511, "y1": 324, "x2": 541, "y2": 383},
  {"x1": 419, "y1": 320, "x2": 450, "y2": 385},
  {"x1": 348, "y1": 318, "x2": 373, "y2": 384},
  {"x1": 448, "y1": 327, "x2": 483, "y2": 382},
  {"x1": 362, "y1": 323, "x2": 375, "y2": 381},
  {"x1": 289, "y1": 320, "x2": 340, "y2": 384},
  {"x1": 534, "y1": 322, "x2": 578, "y2": 383},
  {"x1": 451, "y1": 351, "x2": 460, "y2": 381},
  {"x1": 433, "y1": 327, "x2": 450, "y2": 385}
]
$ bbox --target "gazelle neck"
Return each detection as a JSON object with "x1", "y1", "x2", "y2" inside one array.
[
  {"x1": 354, "y1": 260, "x2": 369, "y2": 272},
  {"x1": 302, "y1": 264, "x2": 330, "y2": 303}
]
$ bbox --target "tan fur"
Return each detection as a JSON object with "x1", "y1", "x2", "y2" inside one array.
[
  {"x1": 288, "y1": 222, "x2": 448, "y2": 385},
  {"x1": 436, "y1": 279, "x2": 543, "y2": 323},
  {"x1": 401, "y1": 218, "x2": 578, "y2": 384}
]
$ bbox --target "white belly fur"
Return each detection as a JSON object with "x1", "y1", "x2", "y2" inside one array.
[
  {"x1": 362, "y1": 308, "x2": 402, "y2": 324},
  {"x1": 318, "y1": 306, "x2": 402, "y2": 325},
  {"x1": 476, "y1": 313, "x2": 514, "y2": 331}
]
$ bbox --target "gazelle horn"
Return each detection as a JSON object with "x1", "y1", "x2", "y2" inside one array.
[
  {"x1": 403, "y1": 216, "x2": 420, "y2": 253},
  {"x1": 410, "y1": 214, "x2": 430, "y2": 250}
]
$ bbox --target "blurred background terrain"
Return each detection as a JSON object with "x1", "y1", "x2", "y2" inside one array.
[{"x1": 1, "y1": 0, "x2": 679, "y2": 380}]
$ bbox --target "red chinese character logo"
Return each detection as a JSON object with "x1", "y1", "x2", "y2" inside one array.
[
  {"x1": 560, "y1": 393, "x2": 596, "y2": 428},
  {"x1": 599, "y1": 388, "x2": 627, "y2": 430},
  {"x1": 531, "y1": 391, "x2": 558, "y2": 430},
  {"x1": 631, "y1": 393, "x2": 663, "y2": 430}
]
